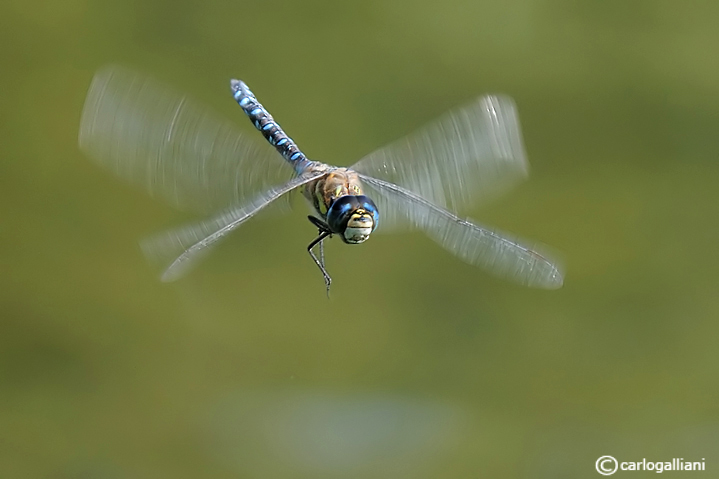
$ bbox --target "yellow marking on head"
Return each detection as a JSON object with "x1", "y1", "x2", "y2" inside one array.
[{"x1": 347, "y1": 210, "x2": 374, "y2": 229}]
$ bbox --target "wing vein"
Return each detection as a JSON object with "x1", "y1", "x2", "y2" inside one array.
[
  {"x1": 359, "y1": 174, "x2": 563, "y2": 289},
  {"x1": 143, "y1": 172, "x2": 324, "y2": 282}
]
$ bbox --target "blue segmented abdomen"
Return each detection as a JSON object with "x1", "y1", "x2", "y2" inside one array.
[{"x1": 230, "y1": 79, "x2": 311, "y2": 173}]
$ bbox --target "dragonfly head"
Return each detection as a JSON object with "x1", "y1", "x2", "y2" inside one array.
[{"x1": 327, "y1": 195, "x2": 379, "y2": 244}]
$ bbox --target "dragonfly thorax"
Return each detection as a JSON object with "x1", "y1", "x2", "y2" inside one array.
[
  {"x1": 302, "y1": 167, "x2": 379, "y2": 243},
  {"x1": 326, "y1": 195, "x2": 379, "y2": 244}
]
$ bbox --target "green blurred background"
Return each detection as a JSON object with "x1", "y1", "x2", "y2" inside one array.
[{"x1": 2, "y1": 0, "x2": 719, "y2": 477}]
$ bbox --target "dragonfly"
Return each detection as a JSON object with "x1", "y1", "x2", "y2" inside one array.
[{"x1": 78, "y1": 65, "x2": 563, "y2": 293}]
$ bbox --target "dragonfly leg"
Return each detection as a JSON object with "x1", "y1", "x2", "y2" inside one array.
[
  {"x1": 319, "y1": 235, "x2": 325, "y2": 270},
  {"x1": 306, "y1": 217, "x2": 328, "y2": 268},
  {"x1": 308, "y1": 231, "x2": 332, "y2": 295}
]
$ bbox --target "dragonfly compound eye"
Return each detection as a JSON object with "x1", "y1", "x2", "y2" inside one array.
[{"x1": 326, "y1": 195, "x2": 379, "y2": 244}]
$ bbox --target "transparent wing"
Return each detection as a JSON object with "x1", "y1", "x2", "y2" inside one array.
[
  {"x1": 78, "y1": 65, "x2": 292, "y2": 214},
  {"x1": 352, "y1": 95, "x2": 528, "y2": 230},
  {"x1": 360, "y1": 175, "x2": 563, "y2": 289},
  {"x1": 142, "y1": 173, "x2": 324, "y2": 282}
]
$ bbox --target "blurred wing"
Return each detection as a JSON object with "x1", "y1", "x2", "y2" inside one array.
[
  {"x1": 360, "y1": 175, "x2": 563, "y2": 289},
  {"x1": 352, "y1": 95, "x2": 528, "y2": 230},
  {"x1": 142, "y1": 173, "x2": 324, "y2": 282},
  {"x1": 79, "y1": 65, "x2": 292, "y2": 213}
]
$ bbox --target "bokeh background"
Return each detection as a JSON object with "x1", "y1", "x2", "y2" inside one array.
[{"x1": 3, "y1": 0, "x2": 719, "y2": 477}]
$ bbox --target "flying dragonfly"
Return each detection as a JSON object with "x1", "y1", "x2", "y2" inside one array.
[{"x1": 78, "y1": 65, "x2": 563, "y2": 293}]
